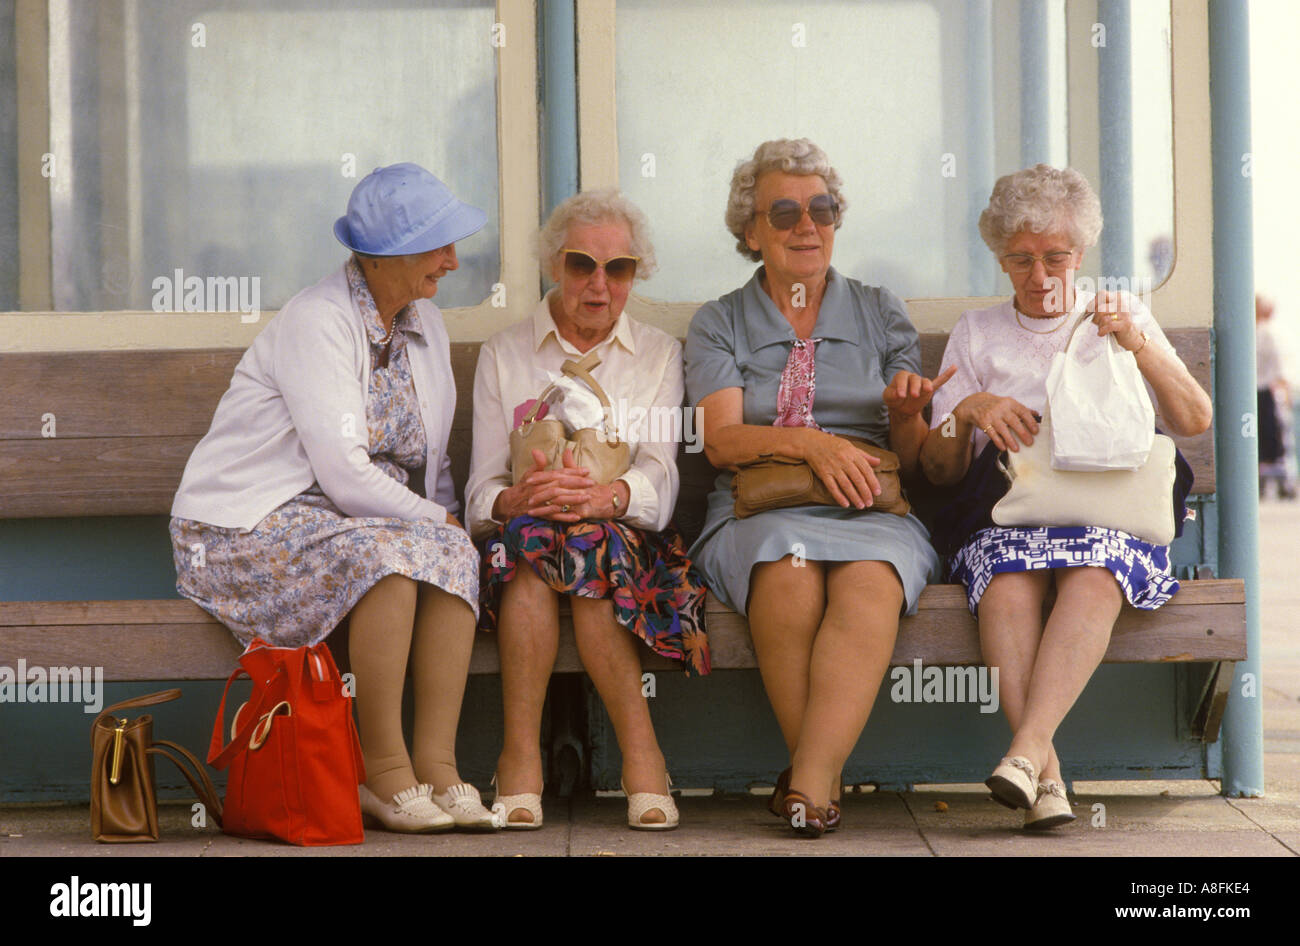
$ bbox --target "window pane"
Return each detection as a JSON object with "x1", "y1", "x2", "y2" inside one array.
[
  {"x1": 48, "y1": 0, "x2": 499, "y2": 312},
  {"x1": 614, "y1": 0, "x2": 1173, "y2": 302}
]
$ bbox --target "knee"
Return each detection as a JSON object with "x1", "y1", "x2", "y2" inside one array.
[
  {"x1": 1055, "y1": 566, "x2": 1123, "y2": 610},
  {"x1": 750, "y1": 557, "x2": 826, "y2": 609}
]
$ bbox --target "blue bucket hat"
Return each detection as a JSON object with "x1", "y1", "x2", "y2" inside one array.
[{"x1": 334, "y1": 163, "x2": 488, "y2": 256}]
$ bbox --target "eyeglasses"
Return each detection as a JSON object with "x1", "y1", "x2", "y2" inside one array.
[
  {"x1": 758, "y1": 194, "x2": 840, "y2": 230},
  {"x1": 1000, "y1": 251, "x2": 1077, "y2": 274},
  {"x1": 560, "y1": 249, "x2": 640, "y2": 283}
]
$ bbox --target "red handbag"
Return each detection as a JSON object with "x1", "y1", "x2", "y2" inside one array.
[{"x1": 208, "y1": 639, "x2": 366, "y2": 846}]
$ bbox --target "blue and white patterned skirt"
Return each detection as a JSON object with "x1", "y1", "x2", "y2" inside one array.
[{"x1": 948, "y1": 525, "x2": 1179, "y2": 616}]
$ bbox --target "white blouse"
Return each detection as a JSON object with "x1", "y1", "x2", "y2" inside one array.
[
  {"x1": 929, "y1": 290, "x2": 1177, "y2": 454},
  {"x1": 464, "y1": 293, "x2": 685, "y2": 541}
]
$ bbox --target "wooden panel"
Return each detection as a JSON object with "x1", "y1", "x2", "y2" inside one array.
[
  {"x1": 0, "y1": 581, "x2": 1245, "y2": 681},
  {"x1": 0, "y1": 330, "x2": 1218, "y2": 518},
  {"x1": 0, "y1": 435, "x2": 199, "y2": 518},
  {"x1": 0, "y1": 349, "x2": 240, "y2": 440}
]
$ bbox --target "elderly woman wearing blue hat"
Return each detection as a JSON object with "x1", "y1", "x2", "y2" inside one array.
[{"x1": 171, "y1": 163, "x2": 499, "y2": 834}]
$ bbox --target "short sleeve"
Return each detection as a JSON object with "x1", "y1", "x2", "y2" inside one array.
[
  {"x1": 875, "y1": 286, "x2": 922, "y2": 379},
  {"x1": 684, "y1": 300, "x2": 744, "y2": 405},
  {"x1": 929, "y1": 312, "x2": 980, "y2": 429}
]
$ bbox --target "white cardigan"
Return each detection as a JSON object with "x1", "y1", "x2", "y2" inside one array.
[{"x1": 171, "y1": 265, "x2": 456, "y2": 531}]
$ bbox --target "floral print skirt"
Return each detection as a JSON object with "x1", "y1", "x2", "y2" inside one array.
[
  {"x1": 479, "y1": 516, "x2": 711, "y2": 676},
  {"x1": 171, "y1": 491, "x2": 480, "y2": 650}
]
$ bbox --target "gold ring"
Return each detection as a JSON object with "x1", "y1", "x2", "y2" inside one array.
[
  {"x1": 982, "y1": 425, "x2": 994, "y2": 434},
  {"x1": 1110, "y1": 313, "x2": 1119, "y2": 322},
  {"x1": 561, "y1": 504, "x2": 570, "y2": 513}
]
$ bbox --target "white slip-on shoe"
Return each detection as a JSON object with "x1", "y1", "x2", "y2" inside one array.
[
  {"x1": 359, "y1": 783, "x2": 454, "y2": 834},
  {"x1": 1024, "y1": 778, "x2": 1077, "y2": 830},
  {"x1": 985, "y1": 756, "x2": 1038, "y2": 811},
  {"x1": 622, "y1": 775, "x2": 679, "y2": 831},
  {"x1": 430, "y1": 782, "x2": 500, "y2": 832},
  {"x1": 490, "y1": 773, "x2": 543, "y2": 830}
]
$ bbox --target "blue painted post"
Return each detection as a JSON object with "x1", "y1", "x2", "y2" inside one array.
[
  {"x1": 1019, "y1": 0, "x2": 1051, "y2": 166},
  {"x1": 1209, "y1": 0, "x2": 1263, "y2": 797},
  {"x1": 540, "y1": 0, "x2": 578, "y2": 218},
  {"x1": 964, "y1": 0, "x2": 995, "y2": 296},
  {"x1": 1097, "y1": 0, "x2": 1133, "y2": 279}
]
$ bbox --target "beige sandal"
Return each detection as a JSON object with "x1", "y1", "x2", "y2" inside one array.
[
  {"x1": 1024, "y1": 778, "x2": 1076, "y2": 830},
  {"x1": 490, "y1": 773, "x2": 543, "y2": 830},
  {"x1": 622, "y1": 775, "x2": 679, "y2": 831}
]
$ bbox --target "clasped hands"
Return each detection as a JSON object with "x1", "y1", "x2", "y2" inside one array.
[{"x1": 492, "y1": 447, "x2": 625, "y2": 524}]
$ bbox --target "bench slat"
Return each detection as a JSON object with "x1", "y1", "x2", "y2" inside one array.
[
  {"x1": 0, "y1": 581, "x2": 1245, "y2": 681},
  {"x1": 0, "y1": 331, "x2": 1217, "y2": 518}
]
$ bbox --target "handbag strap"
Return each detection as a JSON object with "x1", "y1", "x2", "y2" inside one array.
[
  {"x1": 519, "y1": 350, "x2": 611, "y2": 425},
  {"x1": 207, "y1": 666, "x2": 284, "y2": 770},
  {"x1": 148, "y1": 740, "x2": 225, "y2": 828},
  {"x1": 92, "y1": 688, "x2": 182, "y2": 736}
]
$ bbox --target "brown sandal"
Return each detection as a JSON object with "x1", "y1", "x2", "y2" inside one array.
[{"x1": 781, "y1": 789, "x2": 829, "y2": 838}]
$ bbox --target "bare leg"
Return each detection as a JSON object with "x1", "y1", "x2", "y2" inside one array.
[
  {"x1": 746, "y1": 557, "x2": 826, "y2": 756},
  {"x1": 348, "y1": 574, "x2": 418, "y2": 801},
  {"x1": 978, "y1": 570, "x2": 1062, "y2": 781},
  {"x1": 410, "y1": 583, "x2": 477, "y2": 792},
  {"x1": 1006, "y1": 566, "x2": 1122, "y2": 776},
  {"x1": 571, "y1": 597, "x2": 669, "y2": 823},
  {"x1": 493, "y1": 565, "x2": 559, "y2": 824},
  {"x1": 789, "y1": 561, "x2": 903, "y2": 809}
]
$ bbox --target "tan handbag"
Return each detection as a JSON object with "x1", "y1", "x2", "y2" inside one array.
[
  {"x1": 732, "y1": 436, "x2": 911, "y2": 518},
  {"x1": 509, "y1": 350, "x2": 631, "y2": 485},
  {"x1": 91, "y1": 689, "x2": 223, "y2": 842},
  {"x1": 991, "y1": 407, "x2": 1177, "y2": 545}
]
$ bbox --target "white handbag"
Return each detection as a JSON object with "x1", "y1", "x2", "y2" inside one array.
[
  {"x1": 991, "y1": 406, "x2": 1177, "y2": 545},
  {"x1": 1045, "y1": 306, "x2": 1155, "y2": 471}
]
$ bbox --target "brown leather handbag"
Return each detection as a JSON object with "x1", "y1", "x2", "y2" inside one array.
[
  {"x1": 732, "y1": 435, "x2": 911, "y2": 518},
  {"x1": 91, "y1": 689, "x2": 223, "y2": 842},
  {"x1": 510, "y1": 350, "x2": 630, "y2": 485}
]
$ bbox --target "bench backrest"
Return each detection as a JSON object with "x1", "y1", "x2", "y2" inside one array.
[{"x1": 0, "y1": 331, "x2": 1214, "y2": 521}]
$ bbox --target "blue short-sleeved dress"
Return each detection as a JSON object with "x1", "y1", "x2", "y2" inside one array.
[{"x1": 684, "y1": 267, "x2": 940, "y2": 616}]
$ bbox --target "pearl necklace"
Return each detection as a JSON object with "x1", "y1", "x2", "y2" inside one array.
[{"x1": 1013, "y1": 304, "x2": 1069, "y2": 335}]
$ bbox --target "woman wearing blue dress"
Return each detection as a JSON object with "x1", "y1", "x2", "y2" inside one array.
[{"x1": 685, "y1": 139, "x2": 949, "y2": 837}]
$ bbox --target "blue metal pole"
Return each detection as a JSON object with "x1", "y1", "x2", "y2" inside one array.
[
  {"x1": 1209, "y1": 0, "x2": 1263, "y2": 797},
  {"x1": 1019, "y1": 0, "x2": 1051, "y2": 166},
  {"x1": 540, "y1": 0, "x2": 578, "y2": 218},
  {"x1": 964, "y1": 0, "x2": 995, "y2": 296},
  {"x1": 1097, "y1": 0, "x2": 1133, "y2": 278}
]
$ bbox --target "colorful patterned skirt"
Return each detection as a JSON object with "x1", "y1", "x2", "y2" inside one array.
[
  {"x1": 479, "y1": 516, "x2": 711, "y2": 676},
  {"x1": 949, "y1": 525, "x2": 1180, "y2": 616}
]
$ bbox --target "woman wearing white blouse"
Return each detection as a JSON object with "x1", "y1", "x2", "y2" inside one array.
[
  {"x1": 466, "y1": 189, "x2": 709, "y2": 831},
  {"x1": 920, "y1": 165, "x2": 1211, "y2": 829}
]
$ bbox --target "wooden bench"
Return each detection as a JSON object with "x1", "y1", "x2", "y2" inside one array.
[{"x1": 0, "y1": 332, "x2": 1245, "y2": 748}]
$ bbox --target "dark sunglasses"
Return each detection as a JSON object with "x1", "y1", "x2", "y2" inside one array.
[
  {"x1": 560, "y1": 249, "x2": 640, "y2": 283},
  {"x1": 759, "y1": 194, "x2": 840, "y2": 230}
]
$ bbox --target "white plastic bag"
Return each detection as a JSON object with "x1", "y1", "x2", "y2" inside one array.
[{"x1": 1044, "y1": 309, "x2": 1154, "y2": 471}]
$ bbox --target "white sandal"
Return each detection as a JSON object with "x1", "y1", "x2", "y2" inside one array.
[
  {"x1": 1024, "y1": 778, "x2": 1076, "y2": 830},
  {"x1": 490, "y1": 773, "x2": 543, "y2": 830},
  {"x1": 359, "y1": 783, "x2": 454, "y2": 834},
  {"x1": 986, "y1": 756, "x2": 1038, "y2": 811},
  {"x1": 431, "y1": 782, "x2": 500, "y2": 832},
  {"x1": 622, "y1": 775, "x2": 679, "y2": 831}
]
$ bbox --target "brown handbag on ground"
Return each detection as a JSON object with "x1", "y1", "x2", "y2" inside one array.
[
  {"x1": 90, "y1": 688, "x2": 223, "y2": 843},
  {"x1": 509, "y1": 350, "x2": 631, "y2": 485},
  {"x1": 731, "y1": 435, "x2": 912, "y2": 519}
]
